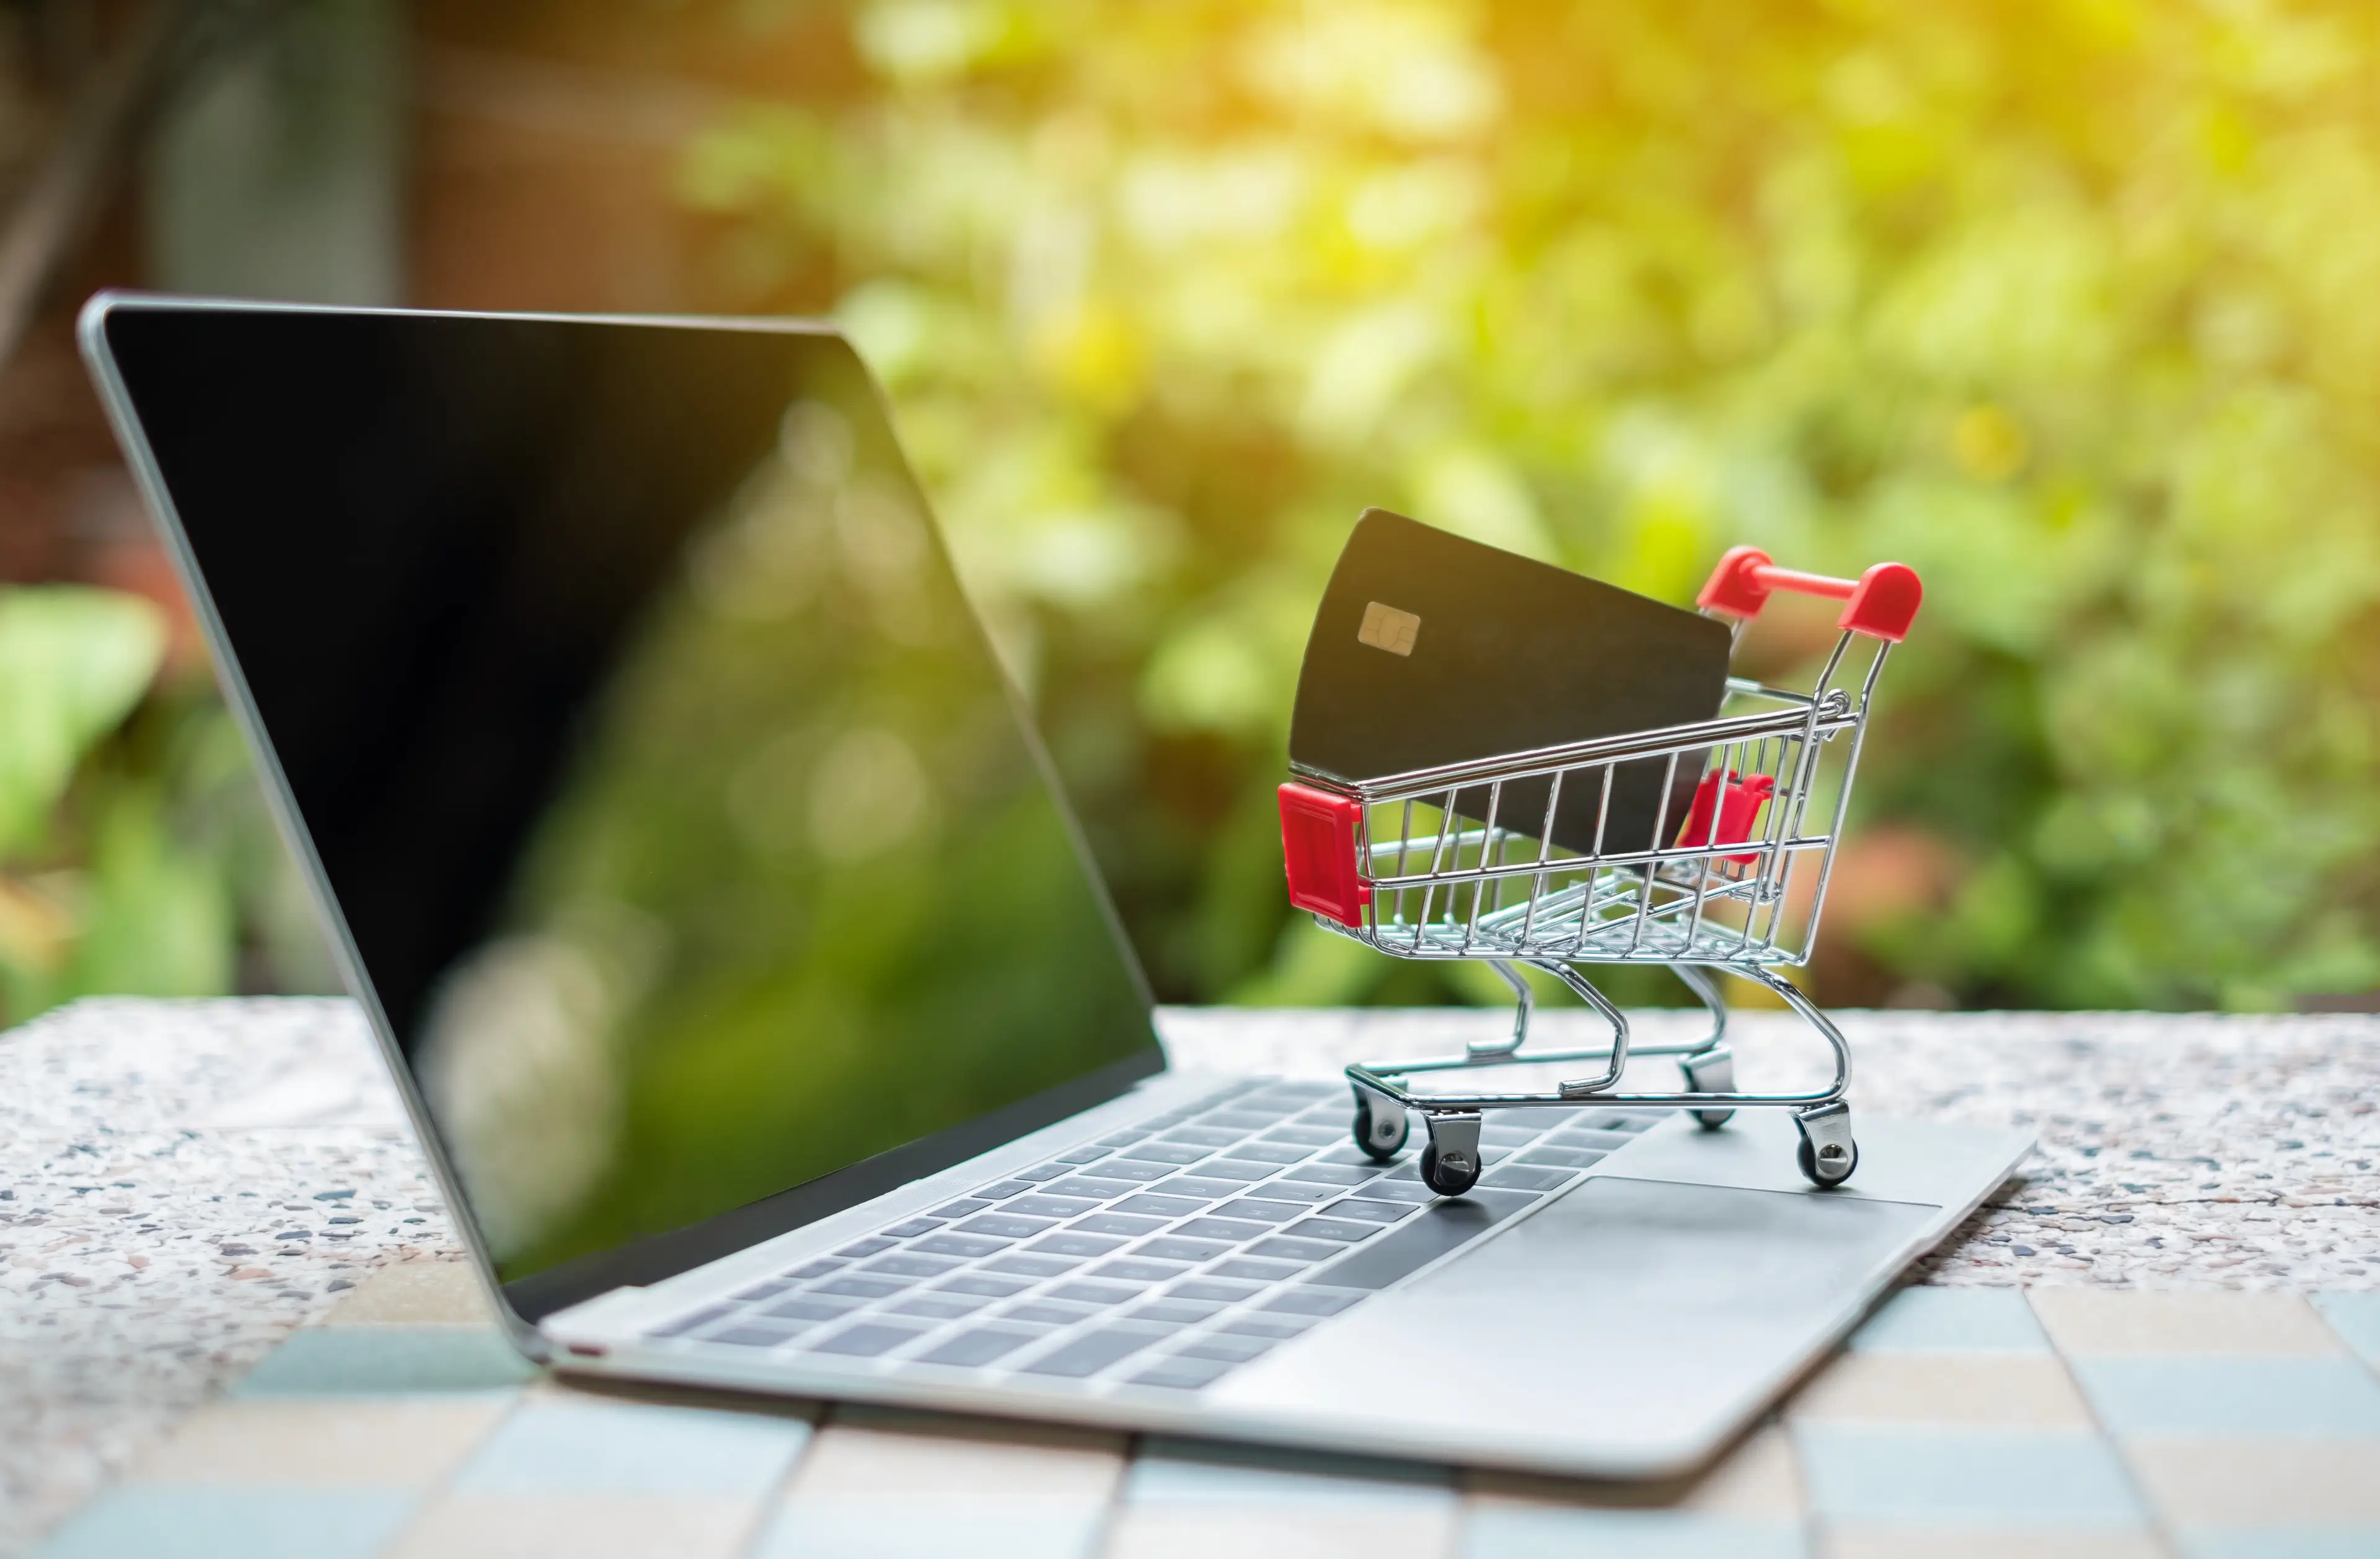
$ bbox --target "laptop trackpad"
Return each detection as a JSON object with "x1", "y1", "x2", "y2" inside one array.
[{"x1": 1221, "y1": 1177, "x2": 1939, "y2": 1473}]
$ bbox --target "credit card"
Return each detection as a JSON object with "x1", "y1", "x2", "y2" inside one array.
[{"x1": 1289, "y1": 509, "x2": 1730, "y2": 855}]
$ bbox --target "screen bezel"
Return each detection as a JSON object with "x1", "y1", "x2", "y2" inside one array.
[{"x1": 79, "y1": 292, "x2": 1166, "y2": 1340}]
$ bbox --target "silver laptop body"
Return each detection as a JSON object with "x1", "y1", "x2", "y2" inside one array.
[{"x1": 82, "y1": 294, "x2": 2028, "y2": 1480}]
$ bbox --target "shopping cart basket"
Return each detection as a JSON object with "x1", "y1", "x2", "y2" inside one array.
[{"x1": 1278, "y1": 546, "x2": 1923, "y2": 1195}]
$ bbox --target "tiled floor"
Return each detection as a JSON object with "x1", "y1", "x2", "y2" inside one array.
[{"x1": 29, "y1": 1265, "x2": 2380, "y2": 1559}]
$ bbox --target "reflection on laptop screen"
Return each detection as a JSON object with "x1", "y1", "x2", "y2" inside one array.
[{"x1": 92, "y1": 304, "x2": 1161, "y2": 1298}]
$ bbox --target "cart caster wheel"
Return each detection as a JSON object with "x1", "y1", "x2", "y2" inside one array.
[
  {"x1": 1420, "y1": 1141, "x2": 1483, "y2": 1197},
  {"x1": 1351, "y1": 1092, "x2": 1409, "y2": 1161},
  {"x1": 1794, "y1": 1101, "x2": 1858, "y2": 1188},
  {"x1": 1796, "y1": 1135, "x2": 1857, "y2": 1187},
  {"x1": 1678, "y1": 1045, "x2": 1736, "y2": 1131}
]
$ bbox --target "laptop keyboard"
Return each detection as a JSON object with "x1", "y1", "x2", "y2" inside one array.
[{"x1": 645, "y1": 1079, "x2": 1660, "y2": 1394}]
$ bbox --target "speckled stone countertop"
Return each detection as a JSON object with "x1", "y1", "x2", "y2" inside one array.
[{"x1": 3, "y1": 997, "x2": 2376, "y2": 1552}]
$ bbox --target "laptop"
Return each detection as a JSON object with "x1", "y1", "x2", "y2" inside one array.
[{"x1": 81, "y1": 295, "x2": 2029, "y2": 1479}]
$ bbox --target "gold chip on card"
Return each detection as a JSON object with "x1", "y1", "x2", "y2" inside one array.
[{"x1": 1358, "y1": 600, "x2": 1421, "y2": 657}]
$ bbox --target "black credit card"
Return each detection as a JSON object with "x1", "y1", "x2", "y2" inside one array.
[{"x1": 1289, "y1": 509, "x2": 1730, "y2": 855}]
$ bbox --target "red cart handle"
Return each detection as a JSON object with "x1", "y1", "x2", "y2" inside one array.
[{"x1": 1695, "y1": 547, "x2": 1923, "y2": 643}]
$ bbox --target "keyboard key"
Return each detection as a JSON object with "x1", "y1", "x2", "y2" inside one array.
[
  {"x1": 972, "y1": 1179, "x2": 1035, "y2": 1199},
  {"x1": 1211, "y1": 1258, "x2": 1302, "y2": 1282},
  {"x1": 1246, "y1": 1237, "x2": 1338, "y2": 1262},
  {"x1": 1072, "y1": 1213, "x2": 1166, "y2": 1237},
  {"x1": 1171, "y1": 1279, "x2": 1261, "y2": 1302},
  {"x1": 1316, "y1": 1190, "x2": 1534, "y2": 1289},
  {"x1": 1479, "y1": 1128, "x2": 1544, "y2": 1149},
  {"x1": 1239, "y1": 1179, "x2": 1333, "y2": 1203},
  {"x1": 958, "y1": 1214, "x2": 1060, "y2": 1239},
  {"x1": 1026, "y1": 1232, "x2": 1127, "y2": 1258},
  {"x1": 1283, "y1": 1219, "x2": 1380, "y2": 1243},
  {"x1": 1482, "y1": 1166, "x2": 1573, "y2": 1192},
  {"x1": 1088, "y1": 1258, "x2": 1188, "y2": 1283},
  {"x1": 1280, "y1": 1164, "x2": 1378, "y2": 1185},
  {"x1": 1135, "y1": 1237, "x2": 1231, "y2": 1262},
  {"x1": 1099, "y1": 1130, "x2": 1151, "y2": 1147},
  {"x1": 892, "y1": 1294, "x2": 990, "y2": 1320},
  {"x1": 1021, "y1": 1328, "x2": 1165, "y2": 1378},
  {"x1": 934, "y1": 1273, "x2": 1032, "y2": 1298},
  {"x1": 1354, "y1": 1177, "x2": 1434, "y2": 1204},
  {"x1": 1214, "y1": 1200, "x2": 1303, "y2": 1223},
  {"x1": 865, "y1": 1254, "x2": 963, "y2": 1277},
  {"x1": 1548, "y1": 1129, "x2": 1633, "y2": 1151},
  {"x1": 1018, "y1": 1164, "x2": 1071, "y2": 1181},
  {"x1": 735, "y1": 1281, "x2": 795, "y2": 1302},
  {"x1": 1499, "y1": 1107, "x2": 1574, "y2": 1130},
  {"x1": 1182, "y1": 1333, "x2": 1277, "y2": 1361},
  {"x1": 709, "y1": 1325, "x2": 801, "y2": 1348},
  {"x1": 1056, "y1": 1146, "x2": 1113, "y2": 1164},
  {"x1": 1005, "y1": 1301, "x2": 1096, "y2": 1325},
  {"x1": 1161, "y1": 1126, "x2": 1243, "y2": 1148},
  {"x1": 1313, "y1": 1146, "x2": 1393, "y2": 1166},
  {"x1": 648, "y1": 1304, "x2": 733, "y2": 1338},
  {"x1": 1130, "y1": 1357, "x2": 1238, "y2": 1390},
  {"x1": 836, "y1": 1237, "x2": 899, "y2": 1258},
  {"x1": 1250, "y1": 1082, "x2": 1334, "y2": 1103},
  {"x1": 1110, "y1": 1194, "x2": 1207, "y2": 1218},
  {"x1": 808, "y1": 1322, "x2": 928, "y2": 1357},
  {"x1": 1044, "y1": 1176, "x2": 1139, "y2": 1200},
  {"x1": 764, "y1": 1296, "x2": 863, "y2": 1322},
  {"x1": 1127, "y1": 1300, "x2": 1222, "y2": 1324},
  {"x1": 789, "y1": 1258, "x2": 850, "y2": 1279},
  {"x1": 1122, "y1": 1142, "x2": 1210, "y2": 1166},
  {"x1": 1222, "y1": 1314, "x2": 1316, "y2": 1339},
  {"x1": 1047, "y1": 1281, "x2": 1144, "y2": 1306},
  {"x1": 985, "y1": 1254, "x2": 1080, "y2": 1278},
  {"x1": 1324, "y1": 1198, "x2": 1415, "y2": 1224},
  {"x1": 1264, "y1": 1288, "x2": 1364, "y2": 1317},
  {"x1": 1194, "y1": 1161, "x2": 1280, "y2": 1183},
  {"x1": 817, "y1": 1275, "x2": 916, "y2": 1299},
  {"x1": 1089, "y1": 1159, "x2": 1174, "y2": 1182},
  {"x1": 932, "y1": 1198, "x2": 995, "y2": 1218},
  {"x1": 913, "y1": 1234, "x2": 1011, "y2": 1258},
  {"x1": 1223, "y1": 1142, "x2": 1312, "y2": 1164},
  {"x1": 1201, "y1": 1111, "x2": 1284, "y2": 1131},
  {"x1": 883, "y1": 1218, "x2": 945, "y2": 1238},
  {"x1": 1148, "y1": 1177, "x2": 1245, "y2": 1200},
  {"x1": 1261, "y1": 1125, "x2": 1342, "y2": 1146},
  {"x1": 1005, "y1": 1195, "x2": 1100, "y2": 1219},
  {"x1": 1170, "y1": 1218, "x2": 1269, "y2": 1242},
  {"x1": 1520, "y1": 1146, "x2": 1608, "y2": 1169},
  {"x1": 920, "y1": 1328, "x2": 1039, "y2": 1367}
]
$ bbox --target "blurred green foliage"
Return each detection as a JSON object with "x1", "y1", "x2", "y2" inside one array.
[
  {"x1": 679, "y1": 0, "x2": 2380, "y2": 1011},
  {"x1": 0, "y1": 585, "x2": 331, "y2": 1025}
]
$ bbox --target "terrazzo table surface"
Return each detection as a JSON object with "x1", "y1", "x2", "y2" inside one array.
[{"x1": 6, "y1": 997, "x2": 2380, "y2": 1558}]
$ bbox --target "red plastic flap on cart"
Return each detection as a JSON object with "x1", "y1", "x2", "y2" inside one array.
[
  {"x1": 1279, "y1": 782, "x2": 1369, "y2": 928},
  {"x1": 1676, "y1": 770, "x2": 1778, "y2": 864}
]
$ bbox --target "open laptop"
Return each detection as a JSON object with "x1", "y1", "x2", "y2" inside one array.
[{"x1": 81, "y1": 295, "x2": 2029, "y2": 1479}]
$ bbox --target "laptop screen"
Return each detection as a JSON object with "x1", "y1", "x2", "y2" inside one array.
[{"x1": 86, "y1": 301, "x2": 1163, "y2": 1314}]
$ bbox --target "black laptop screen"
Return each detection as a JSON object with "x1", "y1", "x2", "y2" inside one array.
[{"x1": 92, "y1": 303, "x2": 1161, "y2": 1297}]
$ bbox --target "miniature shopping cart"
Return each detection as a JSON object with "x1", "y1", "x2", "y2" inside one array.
[{"x1": 1278, "y1": 547, "x2": 1923, "y2": 1196}]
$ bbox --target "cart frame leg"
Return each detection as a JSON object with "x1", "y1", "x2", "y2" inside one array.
[
  {"x1": 1673, "y1": 965, "x2": 1736, "y2": 1130},
  {"x1": 1471, "y1": 960, "x2": 1533, "y2": 1060}
]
